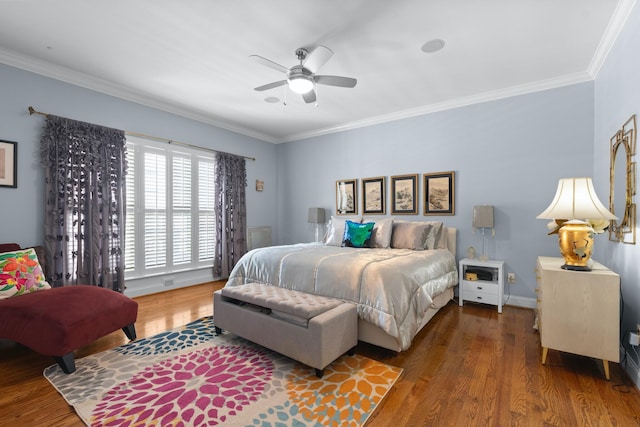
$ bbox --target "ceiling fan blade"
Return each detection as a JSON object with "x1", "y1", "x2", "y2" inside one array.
[
  {"x1": 302, "y1": 88, "x2": 317, "y2": 104},
  {"x1": 250, "y1": 55, "x2": 289, "y2": 74},
  {"x1": 254, "y1": 80, "x2": 287, "y2": 91},
  {"x1": 315, "y1": 75, "x2": 357, "y2": 88},
  {"x1": 303, "y1": 45, "x2": 333, "y2": 73}
]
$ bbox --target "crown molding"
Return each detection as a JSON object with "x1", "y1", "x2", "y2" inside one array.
[
  {"x1": 280, "y1": 71, "x2": 594, "y2": 143},
  {"x1": 588, "y1": 0, "x2": 637, "y2": 78},
  {"x1": 0, "y1": 47, "x2": 278, "y2": 143}
]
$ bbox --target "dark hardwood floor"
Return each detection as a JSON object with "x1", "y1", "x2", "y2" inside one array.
[{"x1": 1, "y1": 282, "x2": 640, "y2": 426}]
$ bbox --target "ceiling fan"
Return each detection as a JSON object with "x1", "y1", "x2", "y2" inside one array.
[{"x1": 250, "y1": 45, "x2": 357, "y2": 104}]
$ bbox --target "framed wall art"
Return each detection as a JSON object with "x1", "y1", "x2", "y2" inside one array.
[
  {"x1": 336, "y1": 178, "x2": 358, "y2": 215},
  {"x1": 362, "y1": 176, "x2": 386, "y2": 215},
  {"x1": 391, "y1": 174, "x2": 418, "y2": 215},
  {"x1": 424, "y1": 171, "x2": 455, "y2": 215},
  {"x1": 0, "y1": 140, "x2": 17, "y2": 188}
]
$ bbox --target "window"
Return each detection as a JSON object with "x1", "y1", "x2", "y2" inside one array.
[{"x1": 125, "y1": 136, "x2": 216, "y2": 278}]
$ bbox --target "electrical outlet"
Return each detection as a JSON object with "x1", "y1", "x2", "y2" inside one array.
[
  {"x1": 630, "y1": 332, "x2": 640, "y2": 346},
  {"x1": 507, "y1": 273, "x2": 516, "y2": 284}
]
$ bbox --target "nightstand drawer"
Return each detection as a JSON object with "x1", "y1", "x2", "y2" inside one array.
[
  {"x1": 462, "y1": 288, "x2": 499, "y2": 306},
  {"x1": 461, "y1": 280, "x2": 498, "y2": 294}
]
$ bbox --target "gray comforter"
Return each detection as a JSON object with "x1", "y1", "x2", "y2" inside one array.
[{"x1": 225, "y1": 243, "x2": 458, "y2": 350}]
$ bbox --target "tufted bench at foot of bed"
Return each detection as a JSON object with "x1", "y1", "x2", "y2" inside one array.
[{"x1": 213, "y1": 283, "x2": 357, "y2": 377}]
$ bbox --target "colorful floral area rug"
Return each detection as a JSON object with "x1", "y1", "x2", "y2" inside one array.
[{"x1": 44, "y1": 317, "x2": 402, "y2": 426}]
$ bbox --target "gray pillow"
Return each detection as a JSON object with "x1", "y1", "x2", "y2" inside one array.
[
  {"x1": 362, "y1": 216, "x2": 394, "y2": 248},
  {"x1": 391, "y1": 221, "x2": 432, "y2": 250},
  {"x1": 423, "y1": 221, "x2": 444, "y2": 250}
]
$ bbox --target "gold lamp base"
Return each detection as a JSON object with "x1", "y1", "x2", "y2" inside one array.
[{"x1": 558, "y1": 220, "x2": 594, "y2": 271}]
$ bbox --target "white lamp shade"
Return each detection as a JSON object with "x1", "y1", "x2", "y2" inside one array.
[
  {"x1": 307, "y1": 207, "x2": 326, "y2": 224},
  {"x1": 537, "y1": 177, "x2": 617, "y2": 220},
  {"x1": 288, "y1": 76, "x2": 314, "y2": 94},
  {"x1": 473, "y1": 205, "x2": 494, "y2": 228}
]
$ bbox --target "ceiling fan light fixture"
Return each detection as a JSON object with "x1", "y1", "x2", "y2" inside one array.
[{"x1": 288, "y1": 75, "x2": 314, "y2": 94}]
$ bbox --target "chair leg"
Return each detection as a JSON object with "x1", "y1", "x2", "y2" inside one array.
[
  {"x1": 122, "y1": 323, "x2": 137, "y2": 340},
  {"x1": 54, "y1": 353, "x2": 76, "y2": 374}
]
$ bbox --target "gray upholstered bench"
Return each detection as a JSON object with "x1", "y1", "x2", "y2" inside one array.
[{"x1": 213, "y1": 283, "x2": 358, "y2": 377}]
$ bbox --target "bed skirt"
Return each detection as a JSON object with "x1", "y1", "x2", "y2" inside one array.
[{"x1": 357, "y1": 287, "x2": 454, "y2": 351}]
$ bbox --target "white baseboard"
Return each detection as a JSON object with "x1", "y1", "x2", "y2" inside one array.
[
  {"x1": 621, "y1": 345, "x2": 640, "y2": 390},
  {"x1": 124, "y1": 268, "x2": 217, "y2": 298},
  {"x1": 504, "y1": 294, "x2": 537, "y2": 309}
]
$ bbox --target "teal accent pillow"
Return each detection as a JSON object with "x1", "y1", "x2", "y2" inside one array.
[{"x1": 342, "y1": 221, "x2": 375, "y2": 248}]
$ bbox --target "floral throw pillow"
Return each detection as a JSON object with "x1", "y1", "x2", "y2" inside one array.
[{"x1": 0, "y1": 248, "x2": 51, "y2": 299}]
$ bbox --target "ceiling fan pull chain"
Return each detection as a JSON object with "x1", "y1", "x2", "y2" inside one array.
[
  {"x1": 283, "y1": 84, "x2": 287, "y2": 106},
  {"x1": 315, "y1": 84, "x2": 319, "y2": 107}
]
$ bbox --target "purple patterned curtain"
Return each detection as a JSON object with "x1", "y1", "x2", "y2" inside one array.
[
  {"x1": 213, "y1": 152, "x2": 247, "y2": 277},
  {"x1": 40, "y1": 115, "x2": 127, "y2": 292}
]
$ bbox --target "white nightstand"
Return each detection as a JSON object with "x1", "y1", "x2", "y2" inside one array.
[{"x1": 458, "y1": 258, "x2": 505, "y2": 313}]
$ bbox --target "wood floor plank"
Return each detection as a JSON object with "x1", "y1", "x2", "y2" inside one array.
[{"x1": 2, "y1": 285, "x2": 640, "y2": 426}]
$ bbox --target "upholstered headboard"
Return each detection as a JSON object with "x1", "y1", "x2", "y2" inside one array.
[{"x1": 445, "y1": 227, "x2": 457, "y2": 257}]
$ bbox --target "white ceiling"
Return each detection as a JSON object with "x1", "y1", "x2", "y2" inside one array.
[{"x1": 0, "y1": 0, "x2": 633, "y2": 143}]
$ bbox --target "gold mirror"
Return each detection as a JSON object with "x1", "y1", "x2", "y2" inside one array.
[{"x1": 609, "y1": 114, "x2": 636, "y2": 243}]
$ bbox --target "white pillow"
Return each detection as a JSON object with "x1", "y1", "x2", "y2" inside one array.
[
  {"x1": 436, "y1": 226, "x2": 449, "y2": 249},
  {"x1": 324, "y1": 215, "x2": 361, "y2": 246},
  {"x1": 362, "y1": 216, "x2": 394, "y2": 248},
  {"x1": 391, "y1": 220, "x2": 432, "y2": 250}
]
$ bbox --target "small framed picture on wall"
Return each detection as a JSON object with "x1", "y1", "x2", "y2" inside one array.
[
  {"x1": 336, "y1": 179, "x2": 357, "y2": 215},
  {"x1": 0, "y1": 140, "x2": 17, "y2": 188},
  {"x1": 391, "y1": 174, "x2": 418, "y2": 215},
  {"x1": 424, "y1": 171, "x2": 455, "y2": 215},
  {"x1": 362, "y1": 176, "x2": 386, "y2": 215}
]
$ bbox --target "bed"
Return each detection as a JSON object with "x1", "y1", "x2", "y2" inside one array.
[{"x1": 224, "y1": 217, "x2": 458, "y2": 351}]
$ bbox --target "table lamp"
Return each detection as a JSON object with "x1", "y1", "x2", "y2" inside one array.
[
  {"x1": 473, "y1": 205, "x2": 494, "y2": 260},
  {"x1": 307, "y1": 207, "x2": 326, "y2": 242},
  {"x1": 537, "y1": 177, "x2": 617, "y2": 271}
]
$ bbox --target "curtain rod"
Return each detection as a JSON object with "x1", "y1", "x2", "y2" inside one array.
[{"x1": 28, "y1": 106, "x2": 256, "y2": 162}]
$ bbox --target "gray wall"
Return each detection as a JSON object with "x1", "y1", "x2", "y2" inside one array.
[
  {"x1": 277, "y1": 82, "x2": 595, "y2": 303},
  {"x1": 594, "y1": 2, "x2": 640, "y2": 371},
  {"x1": 0, "y1": 63, "x2": 278, "y2": 249}
]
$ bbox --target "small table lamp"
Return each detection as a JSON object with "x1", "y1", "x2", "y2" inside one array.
[
  {"x1": 308, "y1": 207, "x2": 326, "y2": 242},
  {"x1": 473, "y1": 205, "x2": 494, "y2": 260},
  {"x1": 537, "y1": 177, "x2": 617, "y2": 271}
]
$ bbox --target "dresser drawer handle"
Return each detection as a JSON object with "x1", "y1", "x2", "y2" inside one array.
[
  {"x1": 476, "y1": 286, "x2": 483, "y2": 290},
  {"x1": 476, "y1": 296, "x2": 483, "y2": 300}
]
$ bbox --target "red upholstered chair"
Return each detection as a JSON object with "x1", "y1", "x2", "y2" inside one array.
[{"x1": 0, "y1": 243, "x2": 138, "y2": 373}]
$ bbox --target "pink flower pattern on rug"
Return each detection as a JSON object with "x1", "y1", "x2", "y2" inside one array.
[{"x1": 90, "y1": 345, "x2": 273, "y2": 426}]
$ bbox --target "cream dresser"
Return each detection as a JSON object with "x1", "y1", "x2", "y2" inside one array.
[{"x1": 536, "y1": 256, "x2": 620, "y2": 380}]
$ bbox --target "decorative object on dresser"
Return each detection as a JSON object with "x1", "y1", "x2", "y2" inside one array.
[
  {"x1": 609, "y1": 114, "x2": 636, "y2": 244},
  {"x1": 472, "y1": 205, "x2": 494, "y2": 260},
  {"x1": 458, "y1": 258, "x2": 505, "y2": 313},
  {"x1": 307, "y1": 207, "x2": 325, "y2": 242},
  {"x1": 537, "y1": 177, "x2": 617, "y2": 271},
  {"x1": 391, "y1": 174, "x2": 418, "y2": 215},
  {"x1": 336, "y1": 178, "x2": 357, "y2": 215},
  {"x1": 424, "y1": 171, "x2": 455, "y2": 215},
  {"x1": 536, "y1": 256, "x2": 619, "y2": 380}
]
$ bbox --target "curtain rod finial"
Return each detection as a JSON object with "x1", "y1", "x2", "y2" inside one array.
[{"x1": 28, "y1": 106, "x2": 36, "y2": 115}]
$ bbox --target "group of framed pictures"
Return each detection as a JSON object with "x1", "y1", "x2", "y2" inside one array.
[{"x1": 336, "y1": 171, "x2": 455, "y2": 216}]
